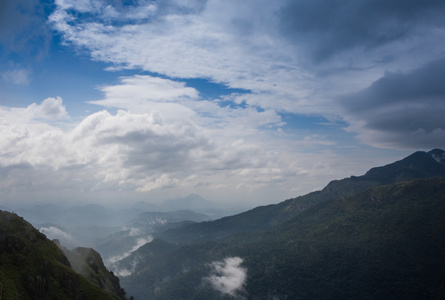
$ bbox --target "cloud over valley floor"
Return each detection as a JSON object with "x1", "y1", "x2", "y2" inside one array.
[{"x1": 204, "y1": 257, "x2": 247, "y2": 298}]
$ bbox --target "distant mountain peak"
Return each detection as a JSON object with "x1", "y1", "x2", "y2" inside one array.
[
  {"x1": 428, "y1": 148, "x2": 445, "y2": 164},
  {"x1": 183, "y1": 193, "x2": 205, "y2": 200},
  {"x1": 161, "y1": 193, "x2": 215, "y2": 211},
  {"x1": 363, "y1": 149, "x2": 445, "y2": 183}
]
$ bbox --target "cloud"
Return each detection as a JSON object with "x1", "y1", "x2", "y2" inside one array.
[
  {"x1": 93, "y1": 75, "x2": 199, "y2": 105},
  {"x1": 107, "y1": 235, "x2": 153, "y2": 266},
  {"x1": 205, "y1": 257, "x2": 247, "y2": 297},
  {"x1": 48, "y1": 0, "x2": 445, "y2": 92},
  {"x1": 47, "y1": 0, "x2": 445, "y2": 152},
  {"x1": 0, "y1": 97, "x2": 67, "y2": 123},
  {"x1": 0, "y1": 91, "x2": 311, "y2": 203},
  {"x1": 0, "y1": 86, "x2": 394, "y2": 208},
  {"x1": 340, "y1": 57, "x2": 445, "y2": 149},
  {"x1": 106, "y1": 230, "x2": 153, "y2": 276},
  {"x1": 89, "y1": 75, "x2": 198, "y2": 121},
  {"x1": 39, "y1": 226, "x2": 73, "y2": 241},
  {"x1": 28, "y1": 97, "x2": 68, "y2": 120},
  {"x1": 48, "y1": 0, "x2": 319, "y2": 114},
  {"x1": 2, "y1": 67, "x2": 31, "y2": 85},
  {"x1": 6, "y1": 0, "x2": 445, "y2": 205},
  {"x1": 278, "y1": 0, "x2": 445, "y2": 63}
]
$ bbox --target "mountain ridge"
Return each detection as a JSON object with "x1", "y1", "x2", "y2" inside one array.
[{"x1": 156, "y1": 149, "x2": 445, "y2": 244}]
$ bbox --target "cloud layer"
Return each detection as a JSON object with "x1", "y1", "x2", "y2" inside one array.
[
  {"x1": 47, "y1": 0, "x2": 445, "y2": 150},
  {"x1": 2, "y1": 0, "x2": 444, "y2": 207},
  {"x1": 340, "y1": 58, "x2": 445, "y2": 149},
  {"x1": 2, "y1": 89, "x2": 328, "y2": 206}
]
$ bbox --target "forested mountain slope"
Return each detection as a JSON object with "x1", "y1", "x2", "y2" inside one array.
[
  {"x1": 122, "y1": 178, "x2": 445, "y2": 299},
  {"x1": 0, "y1": 210, "x2": 128, "y2": 300}
]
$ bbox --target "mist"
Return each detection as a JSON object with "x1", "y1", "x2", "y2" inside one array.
[
  {"x1": 1, "y1": 193, "x2": 244, "y2": 281},
  {"x1": 205, "y1": 257, "x2": 248, "y2": 298}
]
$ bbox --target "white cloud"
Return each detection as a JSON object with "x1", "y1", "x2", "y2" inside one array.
[
  {"x1": 93, "y1": 75, "x2": 199, "y2": 104},
  {"x1": 205, "y1": 256, "x2": 247, "y2": 297},
  {"x1": 40, "y1": 226, "x2": 73, "y2": 241},
  {"x1": 106, "y1": 231, "x2": 153, "y2": 277},
  {"x1": 28, "y1": 97, "x2": 68, "y2": 120},
  {"x1": 0, "y1": 94, "x2": 300, "y2": 200},
  {"x1": 107, "y1": 235, "x2": 153, "y2": 265},
  {"x1": 0, "y1": 97, "x2": 67, "y2": 123},
  {"x1": 89, "y1": 75, "x2": 198, "y2": 121}
]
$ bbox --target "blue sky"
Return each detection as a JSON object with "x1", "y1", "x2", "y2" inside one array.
[{"x1": 1, "y1": 0, "x2": 444, "y2": 209}]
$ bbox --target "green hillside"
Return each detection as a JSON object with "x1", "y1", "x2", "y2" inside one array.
[
  {"x1": 0, "y1": 210, "x2": 126, "y2": 300},
  {"x1": 122, "y1": 178, "x2": 445, "y2": 299}
]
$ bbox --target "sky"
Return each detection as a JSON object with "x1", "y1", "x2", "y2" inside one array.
[{"x1": 1, "y1": 0, "x2": 445, "y2": 209}]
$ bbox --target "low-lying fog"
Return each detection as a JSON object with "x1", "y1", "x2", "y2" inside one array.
[{"x1": 3, "y1": 193, "x2": 244, "y2": 276}]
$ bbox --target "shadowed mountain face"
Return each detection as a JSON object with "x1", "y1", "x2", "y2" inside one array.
[
  {"x1": 156, "y1": 149, "x2": 445, "y2": 244},
  {"x1": 0, "y1": 211, "x2": 127, "y2": 300},
  {"x1": 61, "y1": 246, "x2": 127, "y2": 299}
]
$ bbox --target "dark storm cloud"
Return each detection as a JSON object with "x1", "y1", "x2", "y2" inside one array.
[
  {"x1": 340, "y1": 57, "x2": 445, "y2": 149},
  {"x1": 278, "y1": 0, "x2": 445, "y2": 62},
  {"x1": 364, "y1": 108, "x2": 445, "y2": 134},
  {"x1": 342, "y1": 58, "x2": 445, "y2": 113}
]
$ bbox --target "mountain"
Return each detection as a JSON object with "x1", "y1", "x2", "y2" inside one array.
[
  {"x1": 156, "y1": 149, "x2": 445, "y2": 244},
  {"x1": 119, "y1": 149, "x2": 445, "y2": 299},
  {"x1": 0, "y1": 210, "x2": 128, "y2": 300},
  {"x1": 133, "y1": 201, "x2": 161, "y2": 212},
  {"x1": 110, "y1": 239, "x2": 180, "y2": 280},
  {"x1": 60, "y1": 246, "x2": 127, "y2": 299},
  {"x1": 91, "y1": 210, "x2": 210, "y2": 266},
  {"x1": 132, "y1": 210, "x2": 210, "y2": 225},
  {"x1": 161, "y1": 193, "x2": 216, "y2": 212},
  {"x1": 122, "y1": 178, "x2": 445, "y2": 300}
]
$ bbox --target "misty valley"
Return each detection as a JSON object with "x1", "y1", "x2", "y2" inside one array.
[{"x1": 2, "y1": 149, "x2": 445, "y2": 299}]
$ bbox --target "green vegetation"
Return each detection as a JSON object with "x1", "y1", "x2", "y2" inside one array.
[
  {"x1": 121, "y1": 149, "x2": 445, "y2": 299},
  {"x1": 0, "y1": 211, "x2": 126, "y2": 300},
  {"x1": 123, "y1": 179, "x2": 445, "y2": 299}
]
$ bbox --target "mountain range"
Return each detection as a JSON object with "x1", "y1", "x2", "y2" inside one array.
[
  {"x1": 2, "y1": 149, "x2": 445, "y2": 299},
  {"x1": 118, "y1": 149, "x2": 445, "y2": 299},
  {"x1": 155, "y1": 149, "x2": 445, "y2": 244}
]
